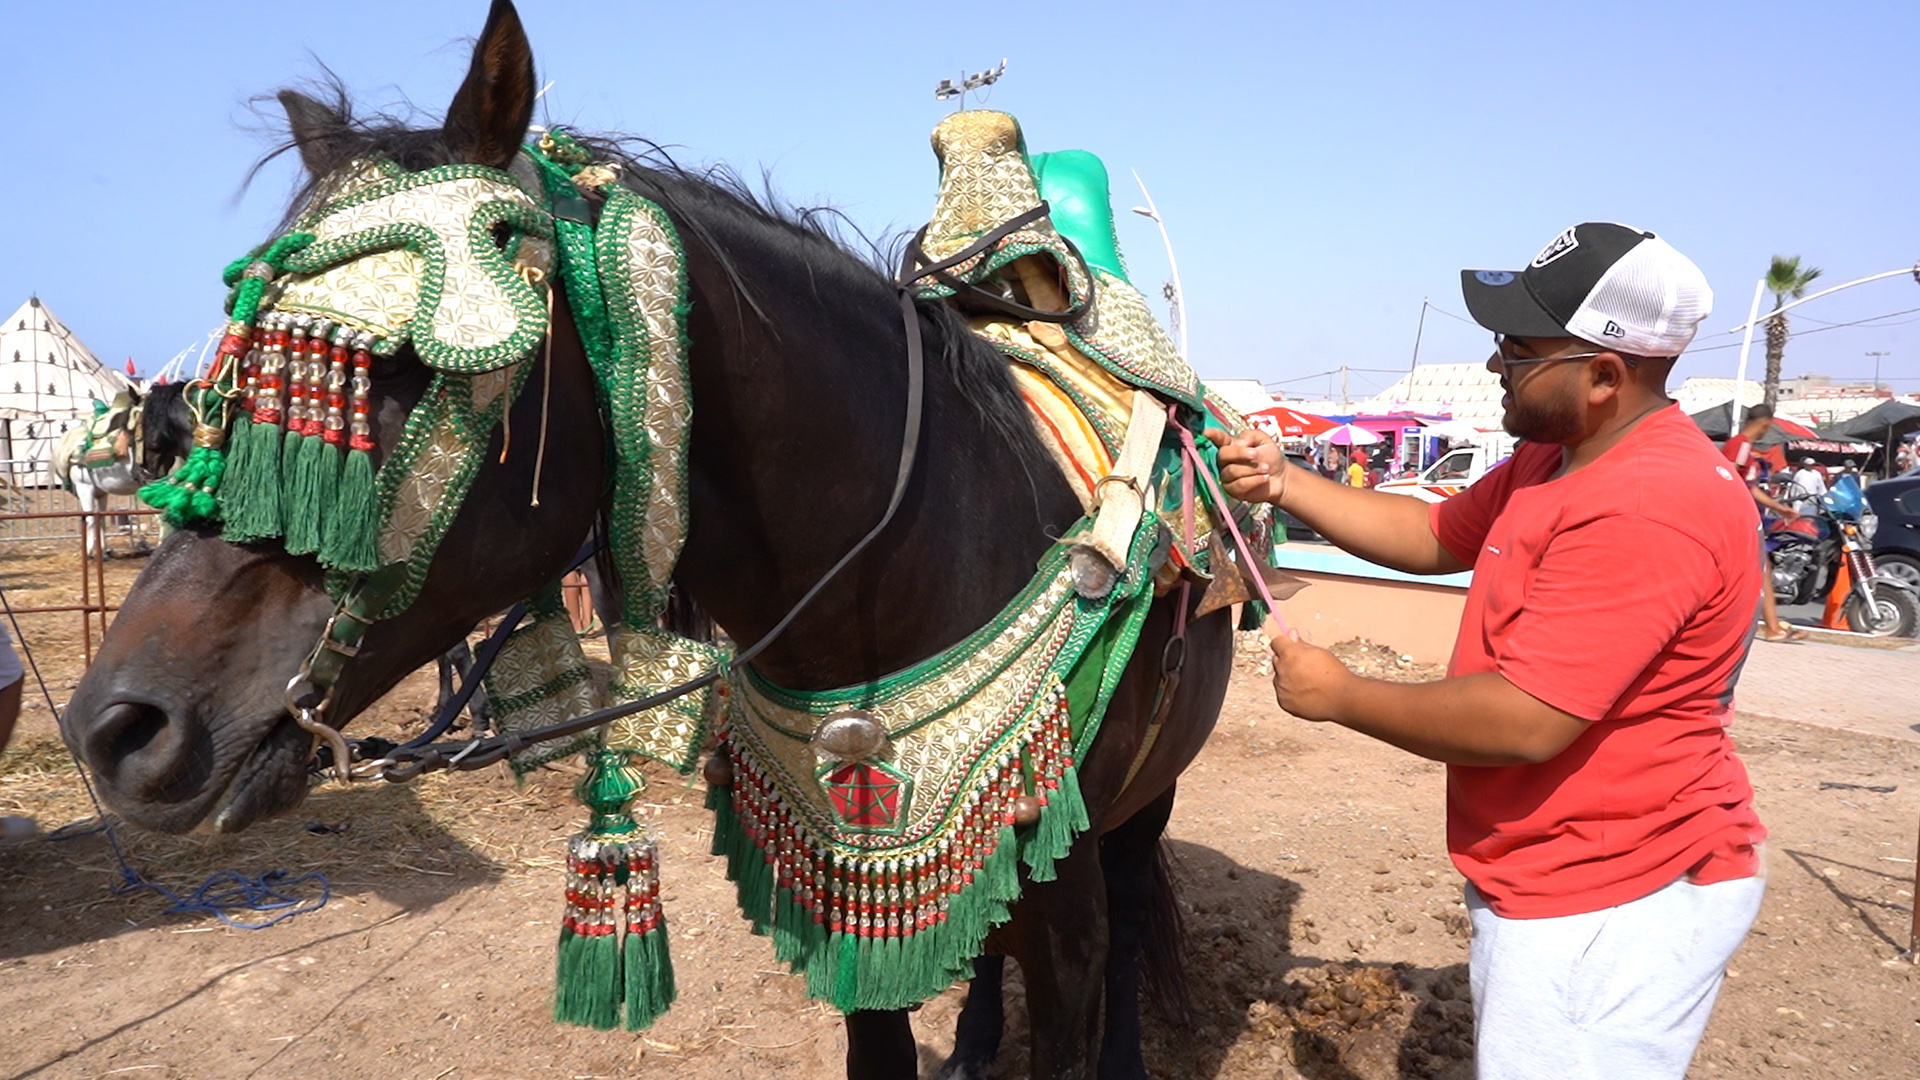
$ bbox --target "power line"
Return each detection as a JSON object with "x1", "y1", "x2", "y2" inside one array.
[{"x1": 1683, "y1": 305, "x2": 1920, "y2": 355}]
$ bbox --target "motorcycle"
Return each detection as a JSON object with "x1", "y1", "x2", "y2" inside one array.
[{"x1": 1767, "y1": 474, "x2": 1919, "y2": 637}]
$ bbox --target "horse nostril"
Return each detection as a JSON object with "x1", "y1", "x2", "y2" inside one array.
[
  {"x1": 96, "y1": 701, "x2": 168, "y2": 761},
  {"x1": 87, "y1": 701, "x2": 199, "y2": 799}
]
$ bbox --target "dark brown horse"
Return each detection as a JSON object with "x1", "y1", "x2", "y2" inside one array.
[{"x1": 59, "y1": 4, "x2": 1233, "y2": 1077}]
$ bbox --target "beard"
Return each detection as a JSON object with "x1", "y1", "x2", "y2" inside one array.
[{"x1": 1501, "y1": 379, "x2": 1585, "y2": 443}]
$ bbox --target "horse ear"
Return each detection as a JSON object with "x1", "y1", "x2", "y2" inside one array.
[
  {"x1": 279, "y1": 90, "x2": 350, "y2": 178},
  {"x1": 444, "y1": 0, "x2": 537, "y2": 170}
]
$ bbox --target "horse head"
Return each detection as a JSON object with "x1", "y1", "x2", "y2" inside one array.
[{"x1": 61, "y1": 0, "x2": 607, "y2": 833}]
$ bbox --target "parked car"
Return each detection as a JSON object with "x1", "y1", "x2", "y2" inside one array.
[
  {"x1": 1866, "y1": 473, "x2": 1920, "y2": 591},
  {"x1": 1374, "y1": 436, "x2": 1516, "y2": 504}
]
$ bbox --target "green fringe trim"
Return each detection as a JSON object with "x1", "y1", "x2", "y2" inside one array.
[
  {"x1": 320, "y1": 447, "x2": 381, "y2": 572},
  {"x1": 553, "y1": 929, "x2": 622, "y2": 1030},
  {"x1": 621, "y1": 922, "x2": 676, "y2": 1030},
  {"x1": 219, "y1": 420, "x2": 285, "y2": 543},
  {"x1": 705, "y1": 766, "x2": 1090, "y2": 1014}
]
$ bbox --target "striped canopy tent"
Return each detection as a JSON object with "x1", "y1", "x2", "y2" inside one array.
[{"x1": 0, "y1": 297, "x2": 129, "y2": 479}]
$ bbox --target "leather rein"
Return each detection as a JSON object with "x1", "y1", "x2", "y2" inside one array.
[{"x1": 298, "y1": 203, "x2": 1073, "y2": 785}]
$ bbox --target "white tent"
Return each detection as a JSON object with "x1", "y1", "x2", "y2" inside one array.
[{"x1": 0, "y1": 296, "x2": 130, "y2": 479}]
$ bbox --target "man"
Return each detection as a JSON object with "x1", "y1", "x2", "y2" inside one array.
[
  {"x1": 1724, "y1": 405, "x2": 1807, "y2": 642},
  {"x1": 1788, "y1": 456, "x2": 1828, "y2": 515},
  {"x1": 1210, "y1": 223, "x2": 1767, "y2": 1080}
]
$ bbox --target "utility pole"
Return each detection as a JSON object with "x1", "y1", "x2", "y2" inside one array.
[
  {"x1": 1340, "y1": 362, "x2": 1350, "y2": 410},
  {"x1": 1409, "y1": 298, "x2": 1429, "y2": 374},
  {"x1": 1867, "y1": 350, "x2": 1890, "y2": 394}
]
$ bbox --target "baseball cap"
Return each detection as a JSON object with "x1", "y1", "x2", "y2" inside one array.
[{"x1": 1460, "y1": 222, "x2": 1713, "y2": 357}]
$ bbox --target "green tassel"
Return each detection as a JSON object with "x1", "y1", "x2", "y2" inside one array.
[
  {"x1": 622, "y1": 918, "x2": 676, "y2": 1030},
  {"x1": 278, "y1": 429, "x2": 312, "y2": 549},
  {"x1": 1023, "y1": 765, "x2": 1091, "y2": 883},
  {"x1": 221, "y1": 420, "x2": 285, "y2": 543},
  {"x1": 139, "y1": 445, "x2": 226, "y2": 527},
  {"x1": 283, "y1": 435, "x2": 338, "y2": 555},
  {"x1": 321, "y1": 447, "x2": 380, "y2": 572},
  {"x1": 554, "y1": 927, "x2": 623, "y2": 1030},
  {"x1": 832, "y1": 931, "x2": 861, "y2": 1013}
]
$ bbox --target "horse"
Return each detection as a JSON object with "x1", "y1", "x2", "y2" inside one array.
[
  {"x1": 59, "y1": 4, "x2": 1234, "y2": 1077},
  {"x1": 49, "y1": 383, "x2": 191, "y2": 558}
]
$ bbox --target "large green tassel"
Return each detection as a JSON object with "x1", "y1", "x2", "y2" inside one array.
[
  {"x1": 320, "y1": 447, "x2": 380, "y2": 572},
  {"x1": 220, "y1": 419, "x2": 285, "y2": 543},
  {"x1": 556, "y1": 751, "x2": 680, "y2": 1032}
]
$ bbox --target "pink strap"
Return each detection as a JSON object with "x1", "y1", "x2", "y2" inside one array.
[{"x1": 1172, "y1": 410, "x2": 1290, "y2": 634}]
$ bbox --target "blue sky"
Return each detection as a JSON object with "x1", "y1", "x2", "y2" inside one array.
[{"x1": 4, "y1": 1, "x2": 1916, "y2": 403}]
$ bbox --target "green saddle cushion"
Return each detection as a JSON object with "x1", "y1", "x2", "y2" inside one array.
[{"x1": 1031, "y1": 150, "x2": 1130, "y2": 286}]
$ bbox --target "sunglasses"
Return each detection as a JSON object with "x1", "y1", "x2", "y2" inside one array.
[{"x1": 1492, "y1": 334, "x2": 1636, "y2": 369}]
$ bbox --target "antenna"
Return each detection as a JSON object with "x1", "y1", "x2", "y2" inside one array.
[{"x1": 934, "y1": 59, "x2": 1008, "y2": 110}]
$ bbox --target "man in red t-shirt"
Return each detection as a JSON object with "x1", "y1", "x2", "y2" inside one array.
[{"x1": 1209, "y1": 223, "x2": 1766, "y2": 1080}]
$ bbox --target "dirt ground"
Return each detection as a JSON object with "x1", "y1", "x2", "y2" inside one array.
[{"x1": 2, "y1": 549, "x2": 1917, "y2": 1080}]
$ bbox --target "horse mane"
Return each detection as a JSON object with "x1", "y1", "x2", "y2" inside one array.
[{"x1": 251, "y1": 80, "x2": 1042, "y2": 460}]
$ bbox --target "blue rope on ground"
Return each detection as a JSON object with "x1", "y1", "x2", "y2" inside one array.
[{"x1": 3, "y1": 587, "x2": 330, "y2": 930}]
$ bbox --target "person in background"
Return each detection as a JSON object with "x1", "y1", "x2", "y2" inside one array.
[
  {"x1": 1723, "y1": 405, "x2": 1806, "y2": 643},
  {"x1": 0, "y1": 620, "x2": 29, "y2": 843},
  {"x1": 1788, "y1": 457, "x2": 1828, "y2": 515},
  {"x1": 1347, "y1": 449, "x2": 1370, "y2": 488},
  {"x1": 1209, "y1": 221, "x2": 1766, "y2": 1080}
]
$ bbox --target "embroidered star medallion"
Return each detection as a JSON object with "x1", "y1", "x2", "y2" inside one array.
[{"x1": 817, "y1": 760, "x2": 912, "y2": 832}]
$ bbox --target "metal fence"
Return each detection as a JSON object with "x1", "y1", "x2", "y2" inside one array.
[{"x1": 0, "y1": 458, "x2": 161, "y2": 551}]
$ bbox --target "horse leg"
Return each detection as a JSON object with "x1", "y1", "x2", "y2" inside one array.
[
  {"x1": 844, "y1": 1008, "x2": 916, "y2": 1080},
  {"x1": 76, "y1": 478, "x2": 98, "y2": 560},
  {"x1": 1097, "y1": 784, "x2": 1180, "y2": 1080},
  {"x1": 1011, "y1": 830, "x2": 1109, "y2": 1080},
  {"x1": 934, "y1": 955, "x2": 1007, "y2": 1080}
]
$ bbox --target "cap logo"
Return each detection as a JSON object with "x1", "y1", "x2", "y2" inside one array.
[
  {"x1": 1474, "y1": 270, "x2": 1516, "y2": 286},
  {"x1": 1531, "y1": 227, "x2": 1579, "y2": 268},
  {"x1": 1602, "y1": 320, "x2": 1625, "y2": 338}
]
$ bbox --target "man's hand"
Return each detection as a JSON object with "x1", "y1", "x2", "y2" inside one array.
[
  {"x1": 1204, "y1": 427, "x2": 1287, "y2": 505},
  {"x1": 1264, "y1": 621, "x2": 1352, "y2": 722}
]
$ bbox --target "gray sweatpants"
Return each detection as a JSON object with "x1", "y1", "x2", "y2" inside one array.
[{"x1": 1467, "y1": 871, "x2": 1766, "y2": 1080}]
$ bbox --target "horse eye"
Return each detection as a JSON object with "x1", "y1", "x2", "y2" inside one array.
[{"x1": 489, "y1": 220, "x2": 514, "y2": 250}]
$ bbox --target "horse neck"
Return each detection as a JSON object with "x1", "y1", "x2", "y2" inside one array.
[{"x1": 669, "y1": 205, "x2": 1081, "y2": 691}]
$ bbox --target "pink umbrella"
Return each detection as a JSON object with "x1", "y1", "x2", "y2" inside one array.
[{"x1": 1315, "y1": 423, "x2": 1382, "y2": 447}]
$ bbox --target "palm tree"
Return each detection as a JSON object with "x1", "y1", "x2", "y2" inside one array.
[{"x1": 1762, "y1": 255, "x2": 1823, "y2": 408}]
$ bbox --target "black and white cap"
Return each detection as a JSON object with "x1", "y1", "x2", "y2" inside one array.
[{"x1": 1460, "y1": 222, "x2": 1713, "y2": 357}]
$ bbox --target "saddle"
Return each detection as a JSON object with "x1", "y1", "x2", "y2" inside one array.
[{"x1": 904, "y1": 110, "x2": 1278, "y2": 601}]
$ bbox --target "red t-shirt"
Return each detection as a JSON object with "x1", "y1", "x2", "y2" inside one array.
[
  {"x1": 1430, "y1": 405, "x2": 1768, "y2": 918},
  {"x1": 1722, "y1": 433, "x2": 1761, "y2": 483}
]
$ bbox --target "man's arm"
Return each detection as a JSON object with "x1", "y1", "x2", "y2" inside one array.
[
  {"x1": 1268, "y1": 630, "x2": 1587, "y2": 766},
  {"x1": 1206, "y1": 428, "x2": 1467, "y2": 575}
]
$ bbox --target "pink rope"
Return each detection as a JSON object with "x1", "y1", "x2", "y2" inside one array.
[{"x1": 1171, "y1": 405, "x2": 1290, "y2": 634}]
